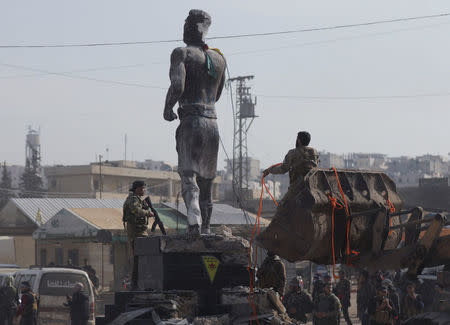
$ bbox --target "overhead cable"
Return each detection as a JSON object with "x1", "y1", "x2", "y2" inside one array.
[
  {"x1": 0, "y1": 62, "x2": 167, "y2": 89},
  {"x1": 0, "y1": 13, "x2": 449, "y2": 49},
  {"x1": 256, "y1": 92, "x2": 450, "y2": 100}
]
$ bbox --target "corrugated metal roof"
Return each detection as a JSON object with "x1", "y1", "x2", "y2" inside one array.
[
  {"x1": 162, "y1": 202, "x2": 267, "y2": 226},
  {"x1": 11, "y1": 198, "x2": 124, "y2": 225},
  {"x1": 70, "y1": 206, "x2": 188, "y2": 231},
  {"x1": 34, "y1": 204, "x2": 188, "y2": 239}
]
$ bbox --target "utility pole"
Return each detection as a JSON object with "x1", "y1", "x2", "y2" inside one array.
[
  {"x1": 99, "y1": 154, "x2": 103, "y2": 199},
  {"x1": 228, "y1": 75, "x2": 257, "y2": 200},
  {"x1": 124, "y1": 134, "x2": 127, "y2": 161}
]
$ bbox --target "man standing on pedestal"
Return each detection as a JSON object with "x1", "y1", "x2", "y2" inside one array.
[
  {"x1": 163, "y1": 9, "x2": 226, "y2": 234},
  {"x1": 123, "y1": 180, "x2": 154, "y2": 290}
]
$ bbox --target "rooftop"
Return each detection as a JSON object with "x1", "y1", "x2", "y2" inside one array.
[{"x1": 10, "y1": 198, "x2": 124, "y2": 225}]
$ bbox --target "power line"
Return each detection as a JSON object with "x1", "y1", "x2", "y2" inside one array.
[
  {"x1": 256, "y1": 92, "x2": 450, "y2": 101},
  {"x1": 0, "y1": 63, "x2": 145, "y2": 79},
  {"x1": 2, "y1": 60, "x2": 449, "y2": 101},
  {"x1": 3, "y1": 60, "x2": 450, "y2": 100},
  {"x1": 0, "y1": 62, "x2": 167, "y2": 89},
  {"x1": 226, "y1": 21, "x2": 450, "y2": 57},
  {"x1": 0, "y1": 13, "x2": 449, "y2": 49}
]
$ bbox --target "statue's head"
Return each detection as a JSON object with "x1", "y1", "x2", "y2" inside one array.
[{"x1": 183, "y1": 9, "x2": 211, "y2": 45}]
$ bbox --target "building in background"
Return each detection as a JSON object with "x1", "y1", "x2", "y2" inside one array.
[
  {"x1": 318, "y1": 151, "x2": 345, "y2": 169},
  {"x1": 0, "y1": 198, "x2": 124, "y2": 267},
  {"x1": 33, "y1": 204, "x2": 186, "y2": 291},
  {"x1": 45, "y1": 160, "x2": 221, "y2": 201}
]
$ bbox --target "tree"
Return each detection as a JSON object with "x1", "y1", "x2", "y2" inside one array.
[
  {"x1": 0, "y1": 161, "x2": 14, "y2": 209},
  {"x1": 20, "y1": 151, "x2": 44, "y2": 197}
]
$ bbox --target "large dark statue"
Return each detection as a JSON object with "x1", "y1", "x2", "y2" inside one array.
[{"x1": 163, "y1": 9, "x2": 226, "y2": 234}]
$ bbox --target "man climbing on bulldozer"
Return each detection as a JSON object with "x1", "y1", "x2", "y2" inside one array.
[{"x1": 263, "y1": 131, "x2": 319, "y2": 203}]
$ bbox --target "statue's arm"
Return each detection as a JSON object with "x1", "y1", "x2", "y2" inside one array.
[
  {"x1": 163, "y1": 48, "x2": 186, "y2": 121},
  {"x1": 215, "y1": 67, "x2": 226, "y2": 101}
]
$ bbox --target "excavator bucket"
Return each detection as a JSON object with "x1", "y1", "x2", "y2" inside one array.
[{"x1": 256, "y1": 168, "x2": 404, "y2": 264}]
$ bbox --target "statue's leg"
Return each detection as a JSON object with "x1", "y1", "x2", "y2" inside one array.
[
  {"x1": 197, "y1": 176, "x2": 213, "y2": 234},
  {"x1": 181, "y1": 172, "x2": 201, "y2": 234}
]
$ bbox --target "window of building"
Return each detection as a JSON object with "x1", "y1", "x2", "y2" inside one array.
[
  {"x1": 110, "y1": 245, "x2": 114, "y2": 264},
  {"x1": 93, "y1": 180, "x2": 99, "y2": 190},
  {"x1": 55, "y1": 247, "x2": 63, "y2": 265},
  {"x1": 68, "y1": 249, "x2": 79, "y2": 266},
  {"x1": 40, "y1": 248, "x2": 47, "y2": 266}
]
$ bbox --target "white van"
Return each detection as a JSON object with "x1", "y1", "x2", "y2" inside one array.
[
  {"x1": 14, "y1": 267, "x2": 95, "y2": 325},
  {"x1": 0, "y1": 267, "x2": 21, "y2": 285}
]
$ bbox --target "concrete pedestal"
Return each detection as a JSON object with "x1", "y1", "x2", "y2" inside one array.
[{"x1": 134, "y1": 231, "x2": 250, "y2": 291}]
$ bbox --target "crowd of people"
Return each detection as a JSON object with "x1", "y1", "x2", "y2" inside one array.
[{"x1": 280, "y1": 268, "x2": 450, "y2": 325}]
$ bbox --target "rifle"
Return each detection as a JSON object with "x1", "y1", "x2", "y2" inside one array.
[{"x1": 144, "y1": 196, "x2": 167, "y2": 235}]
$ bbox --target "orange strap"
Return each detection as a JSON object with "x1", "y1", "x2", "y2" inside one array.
[
  {"x1": 387, "y1": 198, "x2": 395, "y2": 213},
  {"x1": 331, "y1": 167, "x2": 359, "y2": 266},
  {"x1": 386, "y1": 197, "x2": 395, "y2": 236},
  {"x1": 327, "y1": 194, "x2": 343, "y2": 279},
  {"x1": 248, "y1": 163, "x2": 280, "y2": 324}
]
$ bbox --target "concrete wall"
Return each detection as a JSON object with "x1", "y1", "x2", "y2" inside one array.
[
  {"x1": 14, "y1": 236, "x2": 35, "y2": 267},
  {"x1": 45, "y1": 164, "x2": 221, "y2": 201},
  {"x1": 47, "y1": 174, "x2": 93, "y2": 194},
  {"x1": 0, "y1": 237, "x2": 15, "y2": 264}
]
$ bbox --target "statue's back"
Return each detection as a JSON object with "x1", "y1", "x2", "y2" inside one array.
[{"x1": 180, "y1": 46, "x2": 226, "y2": 105}]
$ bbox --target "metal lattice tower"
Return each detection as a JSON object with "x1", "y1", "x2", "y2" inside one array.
[{"x1": 228, "y1": 75, "x2": 257, "y2": 198}]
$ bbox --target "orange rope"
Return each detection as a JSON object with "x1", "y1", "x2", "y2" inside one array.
[
  {"x1": 386, "y1": 198, "x2": 396, "y2": 236},
  {"x1": 331, "y1": 167, "x2": 358, "y2": 266},
  {"x1": 327, "y1": 194, "x2": 343, "y2": 279},
  {"x1": 248, "y1": 163, "x2": 281, "y2": 324},
  {"x1": 387, "y1": 198, "x2": 395, "y2": 213}
]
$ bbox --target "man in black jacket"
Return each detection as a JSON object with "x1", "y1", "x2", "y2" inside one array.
[
  {"x1": 334, "y1": 270, "x2": 352, "y2": 325},
  {"x1": 64, "y1": 283, "x2": 89, "y2": 325},
  {"x1": 16, "y1": 282, "x2": 37, "y2": 325}
]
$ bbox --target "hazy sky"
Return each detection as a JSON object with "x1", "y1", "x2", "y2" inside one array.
[{"x1": 1, "y1": 1, "x2": 449, "y2": 169}]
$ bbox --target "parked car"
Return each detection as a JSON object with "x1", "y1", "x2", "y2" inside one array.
[{"x1": 14, "y1": 267, "x2": 95, "y2": 325}]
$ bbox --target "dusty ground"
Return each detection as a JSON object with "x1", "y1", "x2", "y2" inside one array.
[{"x1": 306, "y1": 290, "x2": 361, "y2": 325}]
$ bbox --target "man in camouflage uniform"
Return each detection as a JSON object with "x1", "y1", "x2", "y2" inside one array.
[
  {"x1": 368, "y1": 285, "x2": 397, "y2": 325},
  {"x1": 256, "y1": 251, "x2": 287, "y2": 296},
  {"x1": 263, "y1": 131, "x2": 319, "y2": 203},
  {"x1": 123, "y1": 180, "x2": 154, "y2": 290},
  {"x1": 334, "y1": 270, "x2": 353, "y2": 325},
  {"x1": 313, "y1": 282, "x2": 341, "y2": 325},
  {"x1": 284, "y1": 276, "x2": 313, "y2": 323},
  {"x1": 400, "y1": 282, "x2": 423, "y2": 321}
]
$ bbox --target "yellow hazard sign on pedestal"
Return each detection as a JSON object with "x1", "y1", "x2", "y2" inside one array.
[{"x1": 202, "y1": 255, "x2": 220, "y2": 284}]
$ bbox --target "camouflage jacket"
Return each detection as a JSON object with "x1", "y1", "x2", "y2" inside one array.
[
  {"x1": 256, "y1": 255, "x2": 287, "y2": 296},
  {"x1": 123, "y1": 193, "x2": 151, "y2": 240},
  {"x1": 284, "y1": 289, "x2": 313, "y2": 323},
  {"x1": 401, "y1": 294, "x2": 424, "y2": 320},
  {"x1": 268, "y1": 146, "x2": 319, "y2": 186},
  {"x1": 313, "y1": 293, "x2": 341, "y2": 325}
]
